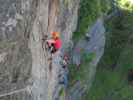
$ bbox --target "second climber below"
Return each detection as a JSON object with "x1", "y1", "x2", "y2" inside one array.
[{"x1": 46, "y1": 32, "x2": 62, "y2": 54}]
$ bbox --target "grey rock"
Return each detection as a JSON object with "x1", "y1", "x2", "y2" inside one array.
[
  {"x1": 71, "y1": 18, "x2": 105, "y2": 100},
  {"x1": 0, "y1": 0, "x2": 80, "y2": 100}
]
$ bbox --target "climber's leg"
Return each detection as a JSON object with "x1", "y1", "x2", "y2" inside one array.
[
  {"x1": 59, "y1": 74, "x2": 68, "y2": 88},
  {"x1": 45, "y1": 42, "x2": 54, "y2": 54},
  {"x1": 51, "y1": 44, "x2": 58, "y2": 54},
  {"x1": 64, "y1": 75, "x2": 68, "y2": 88},
  {"x1": 45, "y1": 41, "x2": 51, "y2": 50}
]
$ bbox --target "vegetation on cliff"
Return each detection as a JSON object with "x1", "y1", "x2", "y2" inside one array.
[
  {"x1": 73, "y1": 0, "x2": 110, "y2": 41},
  {"x1": 82, "y1": 3, "x2": 133, "y2": 100},
  {"x1": 70, "y1": 0, "x2": 133, "y2": 100},
  {"x1": 117, "y1": 0, "x2": 133, "y2": 11},
  {"x1": 69, "y1": 0, "x2": 111, "y2": 84}
]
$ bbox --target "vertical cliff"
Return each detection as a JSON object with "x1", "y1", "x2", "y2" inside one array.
[{"x1": 0, "y1": 0, "x2": 80, "y2": 100}]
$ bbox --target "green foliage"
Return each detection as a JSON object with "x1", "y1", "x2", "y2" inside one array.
[
  {"x1": 69, "y1": 52, "x2": 95, "y2": 85},
  {"x1": 81, "y1": 8, "x2": 133, "y2": 100},
  {"x1": 82, "y1": 52, "x2": 95, "y2": 62},
  {"x1": 59, "y1": 88, "x2": 65, "y2": 96},
  {"x1": 82, "y1": 69, "x2": 133, "y2": 100},
  {"x1": 117, "y1": 0, "x2": 133, "y2": 11},
  {"x1": 73, "y1": 0, "x2": 111, "y2": 41},
  {"x1": 70, "y1": 1, "x2": 133, "y2": 100},
  {"x1": 99, "y1": 12, "x2": 133, "y2": 69}
]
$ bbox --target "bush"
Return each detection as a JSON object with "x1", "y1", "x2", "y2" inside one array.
[
  {"x1": 73, "y1": 0, "x2": 111, "y2": 42},
  {"x1": 117, "y1": 0, "x2": 133, "y2": 11},
  {"x1": 69, "y1": 52, "x2": 95, "y2": 86}
]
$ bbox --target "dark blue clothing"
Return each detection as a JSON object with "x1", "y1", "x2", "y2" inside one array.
[{"x1": 59, "y1": 73, "x2": 68, "y2": 88}]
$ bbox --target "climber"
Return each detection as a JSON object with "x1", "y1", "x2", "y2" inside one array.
[
  {"x1": 59, "y1": 74, "x2": 68, "y2": 88},
  {"x1": 46, "y1": 32, "x2": 62, "y2": 54},
  {"x1": 58, "y1": 66, "x2": 68, "y2": 89},
  {"x1": 85, "y1": 33, "x2": 91, "y2": 41},
  {"x1": 60, "y1": 54, "x2": 69, "y2": 68}
]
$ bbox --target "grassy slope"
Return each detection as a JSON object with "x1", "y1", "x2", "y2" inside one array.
[{"x1": 82, "y1": 12, "x2": 133, "y2": 100}]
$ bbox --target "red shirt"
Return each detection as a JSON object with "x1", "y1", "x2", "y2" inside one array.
[{"x1": 53, "y1": 38, "x2": 61, "y2": 49}]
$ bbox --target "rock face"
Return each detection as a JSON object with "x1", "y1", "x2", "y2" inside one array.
[
  {"x1": 70, "y1": 18, "x2": 105, "y2": 100},
  {"x1": 0, "y1": 0, "x2": 79, "y2": 100}
]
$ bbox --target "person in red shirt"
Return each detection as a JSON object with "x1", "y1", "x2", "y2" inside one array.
[{"x1": 46, "y1": 32, "x2": 61, "y2": 54}]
